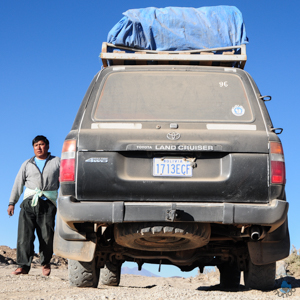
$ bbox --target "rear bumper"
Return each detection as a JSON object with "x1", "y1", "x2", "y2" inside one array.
[{"x1": 58, "y1": 196, "x2": 288, "y2": 227}]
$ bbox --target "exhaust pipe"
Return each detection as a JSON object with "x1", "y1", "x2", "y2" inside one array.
[{"x1": 250, "y1": 226, "x2": 262, "y2": 240}]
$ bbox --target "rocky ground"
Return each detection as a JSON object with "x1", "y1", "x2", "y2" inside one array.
[{"x1": 1, "y1": 245, "x2": 300, "y2": 300}]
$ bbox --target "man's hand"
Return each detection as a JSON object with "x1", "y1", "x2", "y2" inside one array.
[{"x1": 7, "y1": 205, "x2": 14, "y2": 216}]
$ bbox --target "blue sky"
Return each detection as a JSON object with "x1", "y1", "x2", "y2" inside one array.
[{"x1": 1, "y1": 1, "x2": 299, "y2": 278}]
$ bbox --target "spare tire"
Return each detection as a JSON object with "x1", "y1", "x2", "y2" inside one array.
[{"x1": 114, "y1": 222, "x2": 210, "y2": 251}]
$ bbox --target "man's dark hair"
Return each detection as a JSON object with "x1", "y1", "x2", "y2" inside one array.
[{"x1": 32, "y1": 135, "x2": 49, "y2": 146}]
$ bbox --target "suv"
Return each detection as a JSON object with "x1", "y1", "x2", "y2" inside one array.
[{"x1": 54, "y1": 43, "x2": 289, "y2": 290}]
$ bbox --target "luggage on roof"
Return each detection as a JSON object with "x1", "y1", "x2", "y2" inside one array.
[{"x1": 107, "y1": 6, "x2": 248, "y2": 51}]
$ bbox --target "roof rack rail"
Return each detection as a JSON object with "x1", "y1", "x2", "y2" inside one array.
[{"x1": 100, "y1": 42, "x2": 247, "y2": 69}]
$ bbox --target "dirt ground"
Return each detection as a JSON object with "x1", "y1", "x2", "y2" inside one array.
[{"x1": 1, "y1": 246, "x2": 300, "y2": 300}]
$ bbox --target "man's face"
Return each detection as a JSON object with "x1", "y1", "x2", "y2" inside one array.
[{"x1": 33, "y1": 140, "x2": 49, "y2": 160}]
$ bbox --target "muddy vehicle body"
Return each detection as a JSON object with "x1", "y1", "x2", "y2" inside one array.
[{"x1": 54, "y1": 43, "x2": 289, "y2": 290}]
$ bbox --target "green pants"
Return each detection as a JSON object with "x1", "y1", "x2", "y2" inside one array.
[{"x1": 17, "y1": 198, "x2": 56, "y2": 271}]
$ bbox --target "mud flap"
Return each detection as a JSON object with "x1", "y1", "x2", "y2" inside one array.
[
  {"x1": 247, "y1": 220, "x2": 290, "y2": 265},
  {"x1": 53, "y1": 214, "x2": 96, "y2": 262}
]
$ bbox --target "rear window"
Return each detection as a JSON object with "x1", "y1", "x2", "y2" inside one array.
[{"x1": 93, "y1": 71, "x2": 253, "y2": 122}]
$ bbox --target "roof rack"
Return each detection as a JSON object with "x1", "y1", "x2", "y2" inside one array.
[{"x1": 100, "y1": 42, "x2": 247, "y2": 69}]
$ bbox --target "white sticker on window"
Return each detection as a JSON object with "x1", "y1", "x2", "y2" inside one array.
[
  {"x1": 219, "y1": 81, "x2": 228, "y2": 87},
  {"x1": 232, "y1": 105, "x2": 245, "y2": 117}
]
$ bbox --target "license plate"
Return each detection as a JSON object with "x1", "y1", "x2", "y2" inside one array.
[{"x1": 153, "y1": 158, "x2": 193, "y2": 177}]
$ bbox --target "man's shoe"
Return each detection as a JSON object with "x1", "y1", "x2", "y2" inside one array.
[
  {"x1": 11, "y1": 267, "x2": 28, "y2": 275},
  {"x1": 42, "y1": 264, "x2": 51, "y2": 276}
]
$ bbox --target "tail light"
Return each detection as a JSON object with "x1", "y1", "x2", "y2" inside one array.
[
  {"x1": 270, "y1": 142, "x2": 286, "y2": 184},
  {"x1": 60, "y1": 140, "x2": 76, "y2": 182}
]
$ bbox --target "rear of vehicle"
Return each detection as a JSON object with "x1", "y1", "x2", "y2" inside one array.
[{"x1": 54, "y1": 55, "x2": 289, "y2": 290}]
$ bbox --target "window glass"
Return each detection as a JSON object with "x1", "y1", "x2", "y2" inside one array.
[{"x1": 94, "y1": 71, "x2": 253, "y2": 122}]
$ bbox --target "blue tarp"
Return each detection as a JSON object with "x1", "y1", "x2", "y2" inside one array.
[{"x1": 107, "y1": 6, "x2": 248, "y2": 51}]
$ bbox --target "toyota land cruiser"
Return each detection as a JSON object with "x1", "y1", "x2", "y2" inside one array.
[{"x1": 54, "y1": 43, "x2": 289, "y2": 290}]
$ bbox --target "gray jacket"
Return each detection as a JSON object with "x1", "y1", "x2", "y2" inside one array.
[{"x1": 9, "y1": 154, "x2": 60, "y2": 206}]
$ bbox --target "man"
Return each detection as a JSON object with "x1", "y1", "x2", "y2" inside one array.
[{"x1": 7, "y1": 135, "x2": 60, "y2": 276}]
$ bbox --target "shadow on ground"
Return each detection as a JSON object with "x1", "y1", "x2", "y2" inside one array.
[
  {"x1": 275, "y1": 276, "x2": 300, "y2": 289},
  {"x1": 196, "y1": 276, "x2": 300, "y2": 292}
]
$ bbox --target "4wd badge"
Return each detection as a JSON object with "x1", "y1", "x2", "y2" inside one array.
[
  {"x1": 85, "y1": 158, "x2": 108, "y2": 163},
  {"x1": 167, "y1": 132, "x2": 181, "y2": 140}
]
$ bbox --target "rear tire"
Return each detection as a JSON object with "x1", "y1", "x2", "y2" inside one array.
[
  {"x1": 68, "y1": 258, "x2": 100, "y2": 288},
  {"x1": 114, "y1": 222, "x2": 210, "y2": 251},
  {"x1": 100, "y1": 261, "x2": 121, "y2": 286},
  {"x1": 218, "y1": 261, "x2": 241, "y2": 289},
  {"x1": 244, "y1": 260, "x2": 275, "y2": 290}
]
